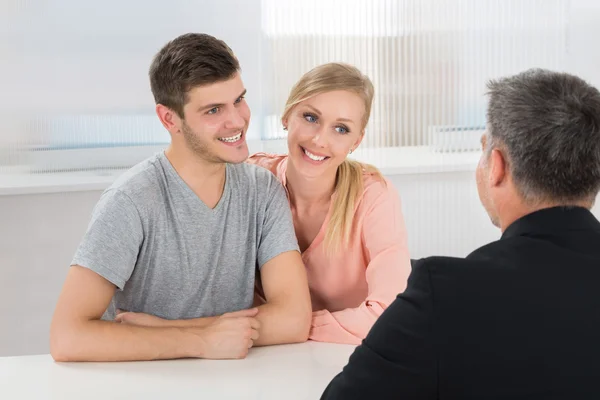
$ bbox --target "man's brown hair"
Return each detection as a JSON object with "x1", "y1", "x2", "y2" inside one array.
[{"x1": 149, "y1": 33, "x2": 240, "y2": 118}]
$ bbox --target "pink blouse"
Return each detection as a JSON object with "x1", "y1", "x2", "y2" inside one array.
[{"x1": 248, "y1": 153, "x2": 411, "y2": 344}]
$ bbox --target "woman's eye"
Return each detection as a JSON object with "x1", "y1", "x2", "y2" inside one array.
[
  {"x1": 335, "y1": 125, "x2": 349, "y2": 134},
  {"x1": 303, "y1": 113, "x2": 317, "y2": 123}
]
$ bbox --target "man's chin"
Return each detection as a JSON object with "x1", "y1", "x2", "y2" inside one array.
[{"x1": 221, "y1": 147, "x2": 250, "y2": 164}]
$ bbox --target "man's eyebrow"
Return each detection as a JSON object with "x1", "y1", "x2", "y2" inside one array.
[{"x1": 197, "y1": 89, "x2": 247, "y2": 112}]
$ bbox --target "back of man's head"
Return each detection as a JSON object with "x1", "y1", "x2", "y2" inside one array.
[{"x1": 486, "y1": 69, "x2": 600, "y2": 205}]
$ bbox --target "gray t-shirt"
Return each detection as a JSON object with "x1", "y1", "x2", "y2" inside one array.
[{"x1": 71, "y1": 152, "x2": 299, "y2": 320}]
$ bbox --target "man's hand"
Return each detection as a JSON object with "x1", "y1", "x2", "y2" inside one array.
[
  {"x1": 188, "y1": 308, "x2": 261, "y2": 359},
  {"x1": 115, "y1": 307, "x2": 262, "y2": 359}
]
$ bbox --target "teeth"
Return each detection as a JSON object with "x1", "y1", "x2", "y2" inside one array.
[
  {"x1": 304, "y1": 148, "x2": 326, "y2": 161},
  {"x1": 218, "y1": 131, "x2": 242, "y2": 143}
]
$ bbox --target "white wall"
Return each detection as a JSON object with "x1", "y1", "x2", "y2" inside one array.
[
  {"x1": 0, "y1": 190, "x2": 101, "y2": 356},
  {"x1": 393, "y1": 171, "x2": 500, "y2": 258},
  {"x1": 0, "y1": 0, "x2": 265, "y2": 152},
  {"x1": 568, "y1": 0, "x2": 600, "y2": 87},
  {"x1": 2, "y1": 171, "x2": 598, "y2": 357}
]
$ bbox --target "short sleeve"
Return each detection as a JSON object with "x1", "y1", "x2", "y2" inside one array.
[
  {"x1": 71, "y1": 189, "x2": 144, "y2": 290},
  {"x1": 256, "y1": 175, "x2": 299, "y2": 268}
]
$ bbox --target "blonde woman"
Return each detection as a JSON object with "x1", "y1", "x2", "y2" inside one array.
[{"x1": 248, "y1": 63, "x2": 411, "y2": 344}]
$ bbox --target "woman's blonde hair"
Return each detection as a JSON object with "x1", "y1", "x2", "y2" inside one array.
[{"x1": 283, "y1": 62, "x2": 385, "y2": 255}]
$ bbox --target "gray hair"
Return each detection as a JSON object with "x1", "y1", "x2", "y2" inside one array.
[{"x1": 485, "y1": 68, "x2": 600, "y2": 204}]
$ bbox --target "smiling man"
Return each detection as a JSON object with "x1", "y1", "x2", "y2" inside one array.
[{"x1": 50, "y1": 33, "x2": 311, "y2": 362}]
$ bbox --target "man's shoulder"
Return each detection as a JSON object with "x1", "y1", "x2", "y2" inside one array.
[
  {"x1": 466, "y1": 235, "x2": 539, "y2": 265},
  {"x1": 411, "y1": 243, "x2": 503, "y2": 278},
  {"x1": 411, "y1": 255, "x2": 471, "y2": 274},
  {"x1": 102, "y1": 154, "x2": 166, "y2": 209},
  {"x1": 410, "y1": 238, "x2": 527, "y2": 293},
  {"x1": 228, "y1": 162, "x2": 283, "y2": 192},
  {"x1": 413, "y1": 237, "x2": 511, "y2": 268}
]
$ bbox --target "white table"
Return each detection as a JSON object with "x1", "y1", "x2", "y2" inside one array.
[{"x1": 0, "y1": 342, "x2": 355, "y2": 399}]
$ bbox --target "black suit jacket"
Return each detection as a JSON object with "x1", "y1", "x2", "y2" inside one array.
[{"x1": 322, "y1": 207, "x2": 600, "y2": 399}]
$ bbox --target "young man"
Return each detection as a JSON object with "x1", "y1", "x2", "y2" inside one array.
[
  {"x1": 321, "y1": 69, "x2": 600, "y2": 399},
  {"x1": 50, "y1": 33, "x2": 311, "y2": 362}
]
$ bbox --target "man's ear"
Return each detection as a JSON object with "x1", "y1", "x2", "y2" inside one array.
[
  {"x1": 156, "y1": 104, "x2": 182, "y2": 134},
  {"x1": 489, "y1": 148, "x2": 507, "y2": 187}
]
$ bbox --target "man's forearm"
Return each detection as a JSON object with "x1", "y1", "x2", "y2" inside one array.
[
  {"x1": 253, "y1": 301, "x2": 311, "y2": 346},
  {"x1": 163, "y1": 316, "x2": 217, "y2": 328},
  {"x1": 50, "y1": 319, "x2": 199, "y2": 362},
  {"x1": 145, "y1": 306, "x2": 304, "y2": 345}
]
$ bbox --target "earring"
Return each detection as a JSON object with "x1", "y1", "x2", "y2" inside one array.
[
  {"x1": 283, "y1": 126, "x2": 288, "y2": 131},
  {"x1": 349, "y1": 148, "x2": 354, "y2": 154}
]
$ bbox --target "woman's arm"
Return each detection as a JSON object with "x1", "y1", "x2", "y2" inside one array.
[{"x1": 310, "y1": 181, "x2": 411, "y2": 344}]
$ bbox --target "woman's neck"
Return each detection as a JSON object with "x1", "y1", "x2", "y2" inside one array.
[{"x1": 285, "y1": 159, "x2": 336, "y2": 210}]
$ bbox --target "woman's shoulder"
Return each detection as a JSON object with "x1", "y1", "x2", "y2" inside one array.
[
  {"x1": 246, "y1": 152, "x2": 288, "y2": 175},
  {"x1": 359, "y1": 164, "x2": 401, "y2": 205}
]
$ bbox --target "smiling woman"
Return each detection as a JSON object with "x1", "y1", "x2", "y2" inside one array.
[
  {"x1": 287, "y1": 92, "x2": 363, "y2": 172},
  {"x1": 248, "y1": 63, "x2": 412, "y2": 345}
]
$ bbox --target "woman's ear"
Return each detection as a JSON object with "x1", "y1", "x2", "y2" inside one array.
[{"x1": 353, "y1": 131, "x2": 365, "y2": 150}]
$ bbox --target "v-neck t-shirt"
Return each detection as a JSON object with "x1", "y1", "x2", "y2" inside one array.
[{"x1": 71, "y1": 151, "x2": 299, "y2": 320}]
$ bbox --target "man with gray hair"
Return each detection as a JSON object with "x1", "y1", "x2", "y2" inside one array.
[{"x1": 321, "y1": 69, "x2": 600, "y2": 399}]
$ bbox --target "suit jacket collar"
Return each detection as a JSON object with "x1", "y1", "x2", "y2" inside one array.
[{"x1": 501, "y1": 206, "x2": 600, "y2": 240}]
